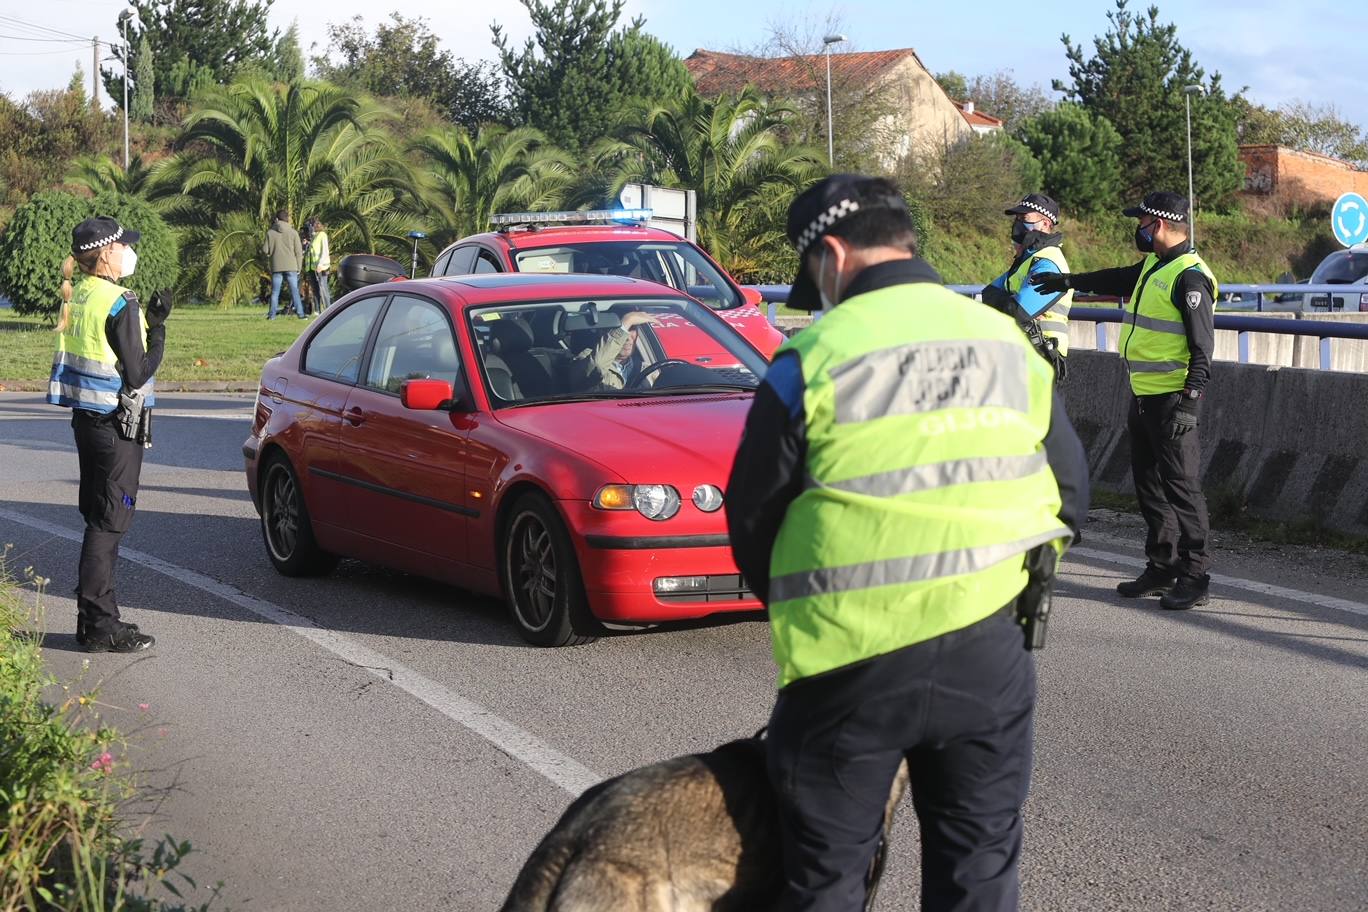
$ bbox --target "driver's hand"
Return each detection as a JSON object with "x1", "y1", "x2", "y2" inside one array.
[{"x1": 620, "y1": 311, "x2": 662, "y2": 331}]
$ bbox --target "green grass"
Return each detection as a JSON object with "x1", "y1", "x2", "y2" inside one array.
[{"x1": 0, "y1": 309, "x2": 308, "y2": 385}]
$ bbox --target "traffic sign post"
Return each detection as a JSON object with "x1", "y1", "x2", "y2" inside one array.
[{"x1": 1330, "y1": 192, "x2": 1368, "y2": 248}]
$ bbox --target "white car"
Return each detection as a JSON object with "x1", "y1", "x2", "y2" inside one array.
[{"x1": 1301, "y1": 245, "x2": 1368, "y2": 313}]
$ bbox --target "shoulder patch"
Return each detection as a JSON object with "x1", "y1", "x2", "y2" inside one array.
[{"x1": 1186, "y1": 290, "x2": 1203, "y2": 310}]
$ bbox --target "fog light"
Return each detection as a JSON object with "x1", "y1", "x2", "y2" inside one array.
[
  {"x1": 654, "y1": 576, "x2": 707, "y2": 593},
  {"x1": 633, "y1": 484, "x2": 681, "y2": 520},
  {"x1": 692, "y1": 484, "x2": 724, "y2": 512}
]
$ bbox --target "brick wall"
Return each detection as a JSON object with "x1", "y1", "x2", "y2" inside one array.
[{"x1": 1240, "y1": 144, "x2": 1368, "y2": 199}]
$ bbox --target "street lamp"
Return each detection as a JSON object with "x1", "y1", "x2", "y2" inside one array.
[
  {"x1": 1184, "y1": 84, "x2": 1205, "y2": 249},
  {"x1": 407, "y1": 230, "x2": 427, "y2": 278},
  {"x1": 822, "y1": 34, "x2": 846, "y2": 167},
  {"x1": 118, "y1": 8, "x2": 133, "y2": 169}
]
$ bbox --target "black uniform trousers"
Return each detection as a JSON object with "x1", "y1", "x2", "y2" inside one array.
[
  {"x1": 767, "y1": 607, "x2": 1035, "y2": 912},
  {"x1": 72, "y1": 408, "x2": 144, "y2": 638},
  {"x1": 1127, "y1": 393, "x2": 1211, "y2": 579}
]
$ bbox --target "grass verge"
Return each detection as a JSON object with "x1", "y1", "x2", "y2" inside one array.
[
  {"x1": 0, "y1": 554, "x2": 221, "y2": 910},
  {"x1": 0, "y1": 309, "x2": 308, "y2": 385}
]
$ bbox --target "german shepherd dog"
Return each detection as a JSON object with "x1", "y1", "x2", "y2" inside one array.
[{"x1": 499, "y1": 736, "x2": 909, "y2": 912}]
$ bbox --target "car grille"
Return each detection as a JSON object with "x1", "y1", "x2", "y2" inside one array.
[{"x1": 657, "y1": 574, "x2": 756, "y2": 603}]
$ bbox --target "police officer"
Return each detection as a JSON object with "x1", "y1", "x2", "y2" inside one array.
[
  {"x1": 48, "y1": 216, "x2": 171, "y2": 652},
  {"x1": 1032, "y1": 191, "x2": 1215, "y2": 610},
  {"x1": 983, "y1": 193, "x2": 1072, "y2": 377},
  {"x1": 726, "y1": 175, "x2": 1089, "y2": 912}
]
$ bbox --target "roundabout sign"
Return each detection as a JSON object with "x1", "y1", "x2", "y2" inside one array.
[{"x1": 1331, "y1": 192, "x2": 1368, "y2": 247}]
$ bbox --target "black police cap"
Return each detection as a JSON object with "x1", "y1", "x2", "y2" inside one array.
[
  {"x1": 71, "y1": 215, "x2": 140, "y2": 255},
  {"x1": 1122, "y1": 191, "x2": 1189, "y2": 223},
  {"x1": 1005, "y1": 193, "x2": 1060, "y2": 223}
]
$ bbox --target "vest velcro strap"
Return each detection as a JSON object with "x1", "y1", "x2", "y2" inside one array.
[
  {"x1": 816, "y1": 451, "x2": 1049, "y2": 498},
  {"x1": 1131, "y1": 313, "x2": 1186, "y2": 335},
  {"x1": 1129, "y1": 360, "x2": 1187, "y2": 373},
  {"x1": 829, "y1": 338, "x2": 1030, "y2": 424},
  {"x1": 769, "y1": 526, "x2": 1072, "y2": 604}
]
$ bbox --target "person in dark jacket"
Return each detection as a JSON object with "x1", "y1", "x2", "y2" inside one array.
[
  {"x1": 263, "y1": 209, "x2": 305, "y2": 319},
  {"x1": 1032, "y1": 191, "x2": 1215, "y2": 609}
]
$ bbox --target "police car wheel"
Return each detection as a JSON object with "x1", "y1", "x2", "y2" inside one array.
[
  {"x1": 501, "y1": 493, "x2": 598, "y2": 647},
  {"x1": 260, "y1": 454, "x2": 337, "y2": 577}
]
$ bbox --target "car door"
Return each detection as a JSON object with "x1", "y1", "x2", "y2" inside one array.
[
  {"x1": 294, "y1": 294, "x2": 387, "y2": 531},
  {"x1": 336, "y1": 293, "x2": 474, "y2": 567},
  {"x1": 443, "y1": 246, "x2": 477, "y2": 276}
]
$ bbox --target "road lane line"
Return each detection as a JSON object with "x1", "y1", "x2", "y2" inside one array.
[
  {"x1": 1068, "y1": 535, "x2": 1368, "y2": 619},
  {"x1": 0, "y1": 506, "x2": 603, "y2": 796}
]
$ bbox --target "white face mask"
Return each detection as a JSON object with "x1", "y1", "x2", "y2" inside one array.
[{"x1": 119, "y1": 246, "x2": 138, "y2": 279}]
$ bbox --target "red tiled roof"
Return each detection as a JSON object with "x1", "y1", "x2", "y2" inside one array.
[
  {"x1": 685, "y1": 48, "x2": 920, "y2": 97},
  {"x1": 953, "y1": 101, "x2": 1003, "y2": 129}
]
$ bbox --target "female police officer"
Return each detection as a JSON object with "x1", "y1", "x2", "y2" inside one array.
[{"x1": 48, "y1": 216, "x2": 171, "y2": 652}]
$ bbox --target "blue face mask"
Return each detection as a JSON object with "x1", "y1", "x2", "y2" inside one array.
[{"x1": 1135, "y1": 223, "x2": 1156, "y2": 253}]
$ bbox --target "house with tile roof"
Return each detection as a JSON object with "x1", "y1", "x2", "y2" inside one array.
[{"x1": 685, "y1": 47, "x2": 975, "y2": 166}]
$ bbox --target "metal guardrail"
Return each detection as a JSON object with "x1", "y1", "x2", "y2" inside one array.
[{"x1": 748, "y1": 283, "x2": 1368, "y2": 371}]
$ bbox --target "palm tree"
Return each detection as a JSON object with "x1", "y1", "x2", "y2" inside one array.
[
  {"x1": 66, "y1": 153, "x2": 160, "y2": 201},
  {"x1": 591, "y1": 87, "x2": 827, "y2": 277},
  {"x1": 411, "y1": 125, "x2": 578, "y2": 249},
  {"x1": 153, "y1": 79, "x2": 417, "y2": 306}
]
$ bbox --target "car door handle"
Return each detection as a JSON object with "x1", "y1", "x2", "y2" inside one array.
[{"x1": 344, "y1": 407, "x2": 366, "y2": 426}]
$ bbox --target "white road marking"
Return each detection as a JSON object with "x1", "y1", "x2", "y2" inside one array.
[
  {"x1": 0, "y1": 506, "x2": 604, "y2": 797},
  {"x1": 1068, "y1": 534, "x2": 1368, "y2": 619}
]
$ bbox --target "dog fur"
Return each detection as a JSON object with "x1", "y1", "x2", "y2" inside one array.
[{"x1": 499, "y1": 737, "x2": 908, "y2": 912}]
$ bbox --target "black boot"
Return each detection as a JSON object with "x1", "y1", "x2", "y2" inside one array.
[
  {"x1": 1117, "y1": 566, "x2": 1178, "y2": 598},
  {"x1": 79, "y1": 622, "x2": 154, "y2": 653},
  {"x1": 1160, "y1": 575, "x2": 1210, "y2": 610}
]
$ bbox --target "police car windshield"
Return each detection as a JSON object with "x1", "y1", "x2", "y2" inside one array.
[
  {"x1": 512, "y1": 242, "x2": 743, "y2": 310},
  {"x1": 466, "y1": 297, "x2": 765, "y2": 408}
]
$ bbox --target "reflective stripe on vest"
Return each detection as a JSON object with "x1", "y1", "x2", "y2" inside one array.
[
  {"x1": 767, "y1": 281, "x2": 1070, "y2": 687},
  {"x1": 1006, "y1": 244, "x2": 1072, "y2": 355},
  {"x1": 1118, "y1": 252, "x2": 1218, "y2": 395},
  {"x1": 47, "y1": 276, "x2": 153, "y2": 413}
]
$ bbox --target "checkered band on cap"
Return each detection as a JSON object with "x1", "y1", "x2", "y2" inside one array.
[
  {"x1": 795, "y1": 199, "x2": 861, "y2": 256},
  {"x1": 1141, "y1": 204, "x2": 1185, "y2": 222},
  {"x1": 1017, "y1": 199, "x2": 1054, "y2": 219},
  {"x1": 76, "y1": 225, "x2": 124, "y2": 251}
]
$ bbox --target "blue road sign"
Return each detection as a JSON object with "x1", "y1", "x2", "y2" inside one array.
[{"x1": 1331, "y1": 192, "x2": 1368, "y2": 247}]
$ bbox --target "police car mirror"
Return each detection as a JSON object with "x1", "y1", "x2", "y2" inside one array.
[{"x1": 740, "y1": 287, "x2": 763, "y2": 307}]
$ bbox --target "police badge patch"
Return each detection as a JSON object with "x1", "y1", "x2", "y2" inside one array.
[{"x1": 1186, "y1": 291, "x2": 1203, "y2": 310}]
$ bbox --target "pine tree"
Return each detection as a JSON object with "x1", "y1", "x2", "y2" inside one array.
[
  {"x1": 1019, "y1": 104, "x2": 1124, "y2": 214},
  {"x1": 276, "y1": 22, "x2": 305, "y2": 83},
  {"x1": 131, "y1": 34, "x2": 155, "y2": 121}
]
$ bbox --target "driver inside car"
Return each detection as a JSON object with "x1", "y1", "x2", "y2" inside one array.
[{"x1": 569, "y1": 310, "x2": 660, "y2": 390}]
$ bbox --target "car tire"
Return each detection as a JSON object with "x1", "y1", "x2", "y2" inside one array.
[
  {"x1": 259, "y1": 453, "x2": 337, "y2": 577},
  {"x1": 502, "y1": 493, "x2": 598, "y2": 647}
]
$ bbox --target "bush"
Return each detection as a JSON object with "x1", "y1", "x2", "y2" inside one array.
[
  {"x1": 1018, "y1": 104, "x2": 1124, "y2": 215},
  {"x1": 0, "y1": 191, "x2": 179, "y2": 319},
  {"x1": 900, "y1": 133, "x2": 1043, "y2": 236}
]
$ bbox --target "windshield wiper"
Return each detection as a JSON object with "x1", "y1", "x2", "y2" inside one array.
[
  {"x1": 637, "y1": 384, "x2": 756, "y2": 394},
  {"x1": 503, "y1": 390, "x2": 654, "y2": 407}
]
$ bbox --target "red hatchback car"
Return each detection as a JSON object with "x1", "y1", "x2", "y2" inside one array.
[
  {"x1": 430, "y1": 213, "x2": 787, "y2": 359},
  {"x1": 243, "y1": 273, "x2": 767, "y2": 645}
]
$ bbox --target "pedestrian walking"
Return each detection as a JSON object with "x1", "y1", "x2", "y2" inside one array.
[
  {"x1": 303, "y1": 217, "x2": 332, "y2": 314},
  {"x1": 726, "y1": 174, "x2": 1089, "y2": 912},
  {"x1": 263, "y1": 209, "x2": 305, "y2": 319},
  {"x1": 48, "y1": 216, "x2": 171, "y2": 653},
  {"x1": 982, "y1": 193, "x2": 1072, "y2": 378},
  {"x1": 1031, "y1": 191, "x2": 1215, "y2": 609}
]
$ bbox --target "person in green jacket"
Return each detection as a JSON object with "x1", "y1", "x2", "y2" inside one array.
[
  {"x1": 262, "y1": 209, "x2": 304, "y2": 319},
  {"x1": 302, "y1": 217, "x2": 332, "y2": 314}
]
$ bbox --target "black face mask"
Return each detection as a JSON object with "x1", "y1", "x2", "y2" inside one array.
[
  {"x1": 1012, "y1": 219, "x2": 1049, "y2": 249},
  {"x1": 1134, "y1": 223, "x2": 1156, "y2": 253}
]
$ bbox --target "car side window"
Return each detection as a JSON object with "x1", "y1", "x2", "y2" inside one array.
[
  {"x1": 302, "y1": 296, "x2": 385, "y2": 384},
  {"x1": 445, "y1": 246, "x2": 477, "y2": 275},
  {"x1": 473, "y1": 250, "x2": 502, "y2": 274},
  {"x1": 431, "y1": 249, "x2": 453, "y2": 277},
  {"x1": 364, "y1": 295, "x2": 462, "y2": 394}
]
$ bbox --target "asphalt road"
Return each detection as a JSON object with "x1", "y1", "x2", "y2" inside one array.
[{"x1": 1, "y1": 392, "x2": 1365, "y2": 911}]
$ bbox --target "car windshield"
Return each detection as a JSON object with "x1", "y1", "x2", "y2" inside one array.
[
  {"x1": 1310, "y1": 251, "x2": 1368, "y2": 285},
  {"x1": 467, "y1": 297, "x2": 766, "y2": 407},
  {"x1": 511, "y1": 242, "x2": 743, "y2": 310}
]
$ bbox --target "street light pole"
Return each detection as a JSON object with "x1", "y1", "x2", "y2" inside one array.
[
  {"x1": 1184, "y1": 84, "x2": 1205, "y2": 249},
  {"x1": 822, "y1": 34, "x2": 846, "y2": 168},
  {"x1": 118, "y1": 9, "x2": 133, "y2": 169}
]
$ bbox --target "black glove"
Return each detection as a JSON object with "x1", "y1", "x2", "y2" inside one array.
[
  {"x1": 145, "y1": 288, "x2": 174, "y2": 328},
  {"x1": 1029, "y1": 272, "x2": 1072, "y2": 296},
  {"x1": 980, "y1": 283, "x2": 1015, "y2": 315},
  {"x1": 1164, "y1": 401, "x2": 1199, "y2": 440}
]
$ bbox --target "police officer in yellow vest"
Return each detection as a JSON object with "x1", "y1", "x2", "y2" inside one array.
[
  {"x1": 48, "y1": 216, "x2": 171, "y2": 653},
  {"x1": 983, "y1": 194, "x2": 1072, "y2": 378},
  {"x1": 1032, "y1": 191, "x2": 1215, "y2": 610},
  {"x1": 726, "y1": 175, "x2": 1089, "y2": 912}
]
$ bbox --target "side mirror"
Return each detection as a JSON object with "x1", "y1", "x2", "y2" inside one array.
[
  {"x1": 740, "y1": 286, "x2": 763, "y2": 307},
  {"x1": 401, "y1": 378, "x2": 453, "y2": 411}
]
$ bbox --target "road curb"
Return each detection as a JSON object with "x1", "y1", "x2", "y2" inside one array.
[{"x1": 0, "y1": 380, "x2": 259, "y2": 393}]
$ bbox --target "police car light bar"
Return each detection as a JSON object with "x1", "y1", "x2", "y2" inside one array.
[{"x1": 490, "y1": 208, "x2": 653, "y2": 228}]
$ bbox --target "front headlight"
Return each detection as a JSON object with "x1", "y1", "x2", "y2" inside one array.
[
  {"x1": 633, "y1": 484, "x2": 681, "y2": 520},
  {"x1": 692, "y1": 484, "x2": 724, "y2": 512}
]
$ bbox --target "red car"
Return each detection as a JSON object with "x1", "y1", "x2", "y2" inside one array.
[
  {"x1": 429, "y1": 212, "x2": 786, "y2": 359},
  {"x1": 243, "y1": 272, "x2": 767, "y2": 646}
]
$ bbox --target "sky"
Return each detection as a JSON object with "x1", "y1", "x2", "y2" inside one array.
[{"x1": 2, "y1": 0, "x2": 1366, "y2": 131}]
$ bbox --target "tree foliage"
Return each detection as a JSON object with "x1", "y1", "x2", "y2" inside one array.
[
  {"x1": 65, "y1": 154, "x2": 160, "y2": 202},
  {"x1": 1235, "y1": 99, "x2": 1368, "y2": 167},
  {"x1": 0, "y1": 191, "x2": 178, "y2": 318},
  {"x1": 131, "y1": 34, "x2": 155, "y2": 122},
  {"x1": 1019, "y1": 103, "x2": 1124, "y2": 214},
  {"x1": 314, "y1": 14, "x2": 508, "y2": 130},
  {"x1": 103, "y1": 0, "x2": 280, "y2": 107},
  {"x1": 935, "y1": 71, "x2": 969, "y2": 101},
  {"x1": 276, "y1": 23, "x2": 305, "y2": 84},
  {"x1": 151, "y1": 79, "x2": 415, "y2": 305},
  {"x1": 1056, "y1": 0, "x2": 1242, "y2": 210},
  {"x1": 901, "y1": 132, "x2": 1043, "y2": 234},
  {"x1": 493, "y1": 0, "x2": 691, "y2": 150},
  {"x1": 0, "y1": 86, "x2": 116, "y2": 211},
  {"x1": 964, "y1": 71, "x2": 1054, "y2": 135}
]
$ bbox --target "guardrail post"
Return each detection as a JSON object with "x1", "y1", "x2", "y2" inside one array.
[
  {"x1": 767, "y1": 302, "x2": 777, "y2": 326},
  {"x1": 1096, "y1": 323, "x2": 1109, "y2": 352},
  {"x1": 1320, "y1": 337, "x2": 1332, "y2": 371},
  {"x1": 1238, "y1": 331, "x2": 1250, "y2": 363}
]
